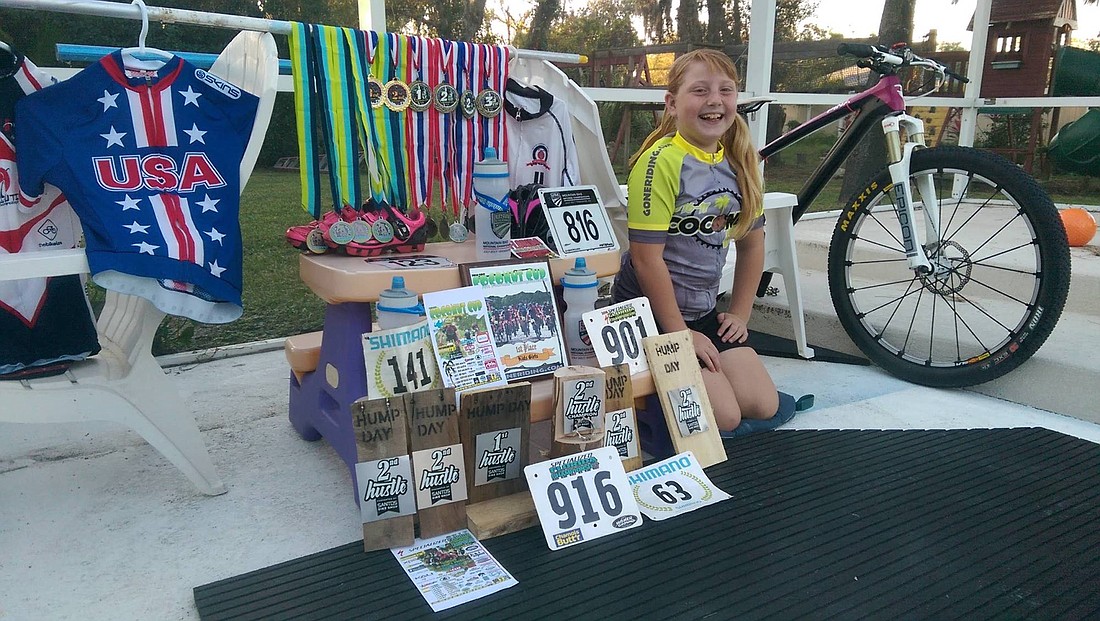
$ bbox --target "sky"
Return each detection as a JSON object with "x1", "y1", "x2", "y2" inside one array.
[{"x1": 817, "y1": 0, "x2": 1100, "y2": 48}]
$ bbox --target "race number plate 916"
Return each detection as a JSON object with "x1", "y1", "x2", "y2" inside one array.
[{"x1": 523, "y1": 446, "x2": 642, "y2": 550}]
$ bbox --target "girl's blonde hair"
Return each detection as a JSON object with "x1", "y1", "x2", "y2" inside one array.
[{"x1": 628, "y1": 49, "x2": 763, "y2": 241}]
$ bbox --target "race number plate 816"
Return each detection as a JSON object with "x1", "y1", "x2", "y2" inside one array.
[
  {"x1": 523, "y1": 446, "x2": 642, "y2": 550},
  {"x1": 538, "y1": 186, "x2": 619, "y2": 255}
]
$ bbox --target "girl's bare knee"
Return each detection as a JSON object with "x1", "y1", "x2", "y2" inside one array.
[{"x1": 713, "y1": 401, "x2": 742, "y2": 432}]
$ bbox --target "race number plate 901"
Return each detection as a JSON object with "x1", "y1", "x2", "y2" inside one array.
[{"x1": 523, "y1": 446, "x2": 642, "y2": 550}]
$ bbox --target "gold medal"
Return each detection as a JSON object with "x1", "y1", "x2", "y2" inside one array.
[
  {"x1": 434, "y1": 83, "x2": 459, "y2": 113},
  {"x1": 459, "y1": 89, "x2": 477, "y2": 119},
  {"x1": 409, "y1": 80, "x2": 432, "y2": 112},
  {"x1": 383, "y1": 79, "x2": 410, "y2": 112},
  {"x1": 476, "y1": 89, "x2": 502, "y2": 118},
  {"x1": 367, "y1": 75, "x2": 385, "y2": 109}
]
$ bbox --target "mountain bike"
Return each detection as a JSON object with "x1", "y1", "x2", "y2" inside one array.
[{"x1": 751, "y1": 43, "x2": 1070, "y2": 387}]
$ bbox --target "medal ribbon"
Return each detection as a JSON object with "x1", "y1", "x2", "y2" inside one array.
[
  {"x1": 289, "y1": 23, "x2": 322, "y2": 218},
  {"x1": 386, "y1": 33, "x2": 409, "y2": 209},
  {"x1": 318, "y1": 25, "x2": 361, "y2": 210},
  {"x1": 406, "y1": 36, "x2": 429, "y2": 210},
  {"x1": 493, "y1": 44, "x2": 509, "y2": 158},
  {"x1": 453, "y1": 41, "x2": 474, "y2": 212},
  {"x1": 307, "y1": 25, "x2": 348, "y2": 215},
  {"x1": 370, "y1": 31, "x2": 400, "y2": 207},
  {"x1": 344, "y1": 28, "x2": 388, "y2": 206},
  {"x1": 439, "y1": 39, "x2": 458, "y2": 217}
]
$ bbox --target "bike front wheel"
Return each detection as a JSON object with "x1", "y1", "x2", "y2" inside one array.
[{"x1": 828, "y1": 146, "x2": 1070, "y2": 387}]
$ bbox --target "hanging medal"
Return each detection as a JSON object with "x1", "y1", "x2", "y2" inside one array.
[
  {"x1": 434, "y1": 40, "x2": 459, "y2": 115},
  {"x1": 383, "y1": 34, "x2": 410, "y2": 113},
  {"x1": 476, "y1": 44, "x2": 503, "y2": 119},
  {"x1": 368, "y1": 75, "x2": 385, "y2": 109}
]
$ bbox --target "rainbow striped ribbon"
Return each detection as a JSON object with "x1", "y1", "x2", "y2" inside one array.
[
  {"x1": 289, "y1": 23, "x2": 323, "y2": 218},
  {"x1": 344, "y1": 28, "x2": 388, "y2": 205}
]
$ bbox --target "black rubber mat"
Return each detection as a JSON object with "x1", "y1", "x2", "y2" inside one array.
[
  {"x1": 746, "y1": 329, "x2": 869, "y2": 365},
  {"x1": 194, "y1": 429, "x2": 1100, "y2": 620}
]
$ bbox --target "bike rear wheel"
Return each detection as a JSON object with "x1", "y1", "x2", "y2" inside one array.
[{"x1": 828, "y1": 146, "x2": 1070, "y2": 387}]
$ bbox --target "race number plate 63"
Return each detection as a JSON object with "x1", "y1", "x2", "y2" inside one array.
[
  {"x1": 523, "y1": 446, "x2": 642, "y2": 550},
  {"x1": 537, "y1": 185, "x2": 619, "y2": 255},
  {"x1": 582, "y1": 297, "x2": 659, "y2": 374}
]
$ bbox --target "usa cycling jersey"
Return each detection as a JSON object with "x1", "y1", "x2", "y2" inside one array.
[{"x1": 16, "y1": 51, "x2": 258, "y2": 323}]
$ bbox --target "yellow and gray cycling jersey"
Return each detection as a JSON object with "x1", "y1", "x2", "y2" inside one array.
[{"x1": 612, "y1": 132, "x2": 763, "y2": 321}]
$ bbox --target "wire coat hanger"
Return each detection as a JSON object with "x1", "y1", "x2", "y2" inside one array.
[{"x1": 119, "y1": 0, "x2": 173, "y2": 69}]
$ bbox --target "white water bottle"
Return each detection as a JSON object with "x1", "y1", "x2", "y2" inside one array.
[
  {"x1": 561, "y1": 257, "x2": 599, "y2": 366},
  {"x1": 376, "y1": 276, "x2": 423, "y2": 330},
  {"x1": 473, "y1": 146, "x2": 512, "y2": 261}
]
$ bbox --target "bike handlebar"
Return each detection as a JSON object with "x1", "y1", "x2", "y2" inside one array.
[{"x1": 836, "y1": 43, "x2": 970, "y2": 84}]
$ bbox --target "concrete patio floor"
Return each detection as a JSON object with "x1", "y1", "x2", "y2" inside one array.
[{"x1": 3, "y1": 343, "x2": 1099, "y2": 620}]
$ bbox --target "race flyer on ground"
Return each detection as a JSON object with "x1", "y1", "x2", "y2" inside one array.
[
  {"x1": 629, "y1": 451, "x2": 730, "y2": 521},
  {"x1": 460, "y1": 260, "x2": 567, "y2": 381},
  {"x1": 361, "y1": 320, "x2": 442, "y2": 400},
  {"x1": 391, "y1": 529, "x2": 517, "y2": 612},
  {"x1": 422, "y1": 286, "x2": 507, "y2": 395}
]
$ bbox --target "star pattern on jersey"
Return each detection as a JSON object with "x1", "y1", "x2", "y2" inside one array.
[
  {"x1": 124, "y1": 221, "x2": 150, "y2": 234},
  {"x1": 183, "y1": 123, "x2": 206, "y2": 144},
  {"x1": 204, "y1": 227, "x2": 225, "y2": 244},
  {"x1": 116, "y1": 194, "x2": 142, "y2": 211},
  {"x1": 101, "y1": 126, "x2": 126, "y2": 148},
  {"x1": 197, "y1": 194, "x2": 220, "y2": 213},
  {"x1": 133, "y1": 241, "x2": 159, "y2": 255},
  {"x1": 180, "y1": 86, "x2": 202, "y2": 107},
  {"x1": 98, "y1": 90, "x2": 119, "y2": 111},
  {"x1": 208, "y1": 260, "x2": 226, "y2": 278}
]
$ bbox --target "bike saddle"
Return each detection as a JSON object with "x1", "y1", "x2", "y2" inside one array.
[{"x1": 737, "y1": 96, "x2": 774, "y2": 116}]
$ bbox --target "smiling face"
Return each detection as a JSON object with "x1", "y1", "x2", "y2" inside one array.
[{"x1": 665, "y1": 59, "x2": 739, "y2": 154}]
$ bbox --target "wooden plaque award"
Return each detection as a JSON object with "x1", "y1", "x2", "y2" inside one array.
[
  {"x1": 551, "y1": 365, "x2": 607, "y2": 457},
  {"x1": 642, "y1": 330, "x2": 727, "y2": 467},
  {"x1": 602, "y1": 363, "x2": 642, "y2": 472},
  {"x1": 353, "y1": 396, "x2": 415, "y2": 552},
  {"x1": 406, "y1": 388, "x2": 468, "y2": 539},
  {"x1": 458, "y1": 382, "x2": 532, "y2": 504},
  {"x1": 460, "y1": 383, "x2": 538, "y2": 539}
]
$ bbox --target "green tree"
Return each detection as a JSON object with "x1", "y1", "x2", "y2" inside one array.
[
  {"x1": 386, "y1": 0, "x2": 492, "y2": 41},
  {"x1": 541, "y1": 0, "x2": 642, "y2": 55},
  {"x1": 523, "y1": 0, "x2": 563, "y2": 50},
  {"x1": 677, "y1": 0, "x2": 703, "y2": 44}
]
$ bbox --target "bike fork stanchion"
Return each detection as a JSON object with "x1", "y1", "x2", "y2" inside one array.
[{"x1": 883, "y1": 114, "x2": 934, "y2": 274}]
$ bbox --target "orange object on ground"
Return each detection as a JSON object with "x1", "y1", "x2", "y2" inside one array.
[{"x1": 1060, "y1": 208, "x2": 1097, "y2": 247}]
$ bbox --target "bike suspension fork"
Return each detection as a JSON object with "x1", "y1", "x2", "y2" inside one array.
[{"x1": 882, "y1": 113, "x2": 938, "y2": 275}]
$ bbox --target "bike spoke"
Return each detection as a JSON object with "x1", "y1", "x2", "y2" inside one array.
[
  {"x1": 965, "y1": 208, "x2": 1032, "y2": 259},
  {"x1": 960, "y1": 272, "x2": 1034, "y2": 308}
]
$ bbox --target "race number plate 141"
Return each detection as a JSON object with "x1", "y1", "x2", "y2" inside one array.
[{"x1": 523, "y1": 446, "x2": 642, "y2": 550}]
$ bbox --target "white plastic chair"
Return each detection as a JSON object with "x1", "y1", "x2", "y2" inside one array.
[{"x1": 0, "y1": 31, "x2": 278, "y2": 495}]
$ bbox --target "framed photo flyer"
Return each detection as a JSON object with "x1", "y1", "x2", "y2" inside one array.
[
  {"x1": 422, "y1": 286, "x2": 507, "y2": 394},
  {"x1": 460, "y1": 259, "x2": 567, "y2": 381}
]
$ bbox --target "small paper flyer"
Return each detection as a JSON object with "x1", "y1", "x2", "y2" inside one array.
[
  {"x1": 423, "y1": 286, "x2": 507, "y2": 394},
  {"x1": 629, "y1": 451, "x2": 731, "y2": 521},
  {"x1": 391, "y1": 529, "x2": 517, "y2": 612}
]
